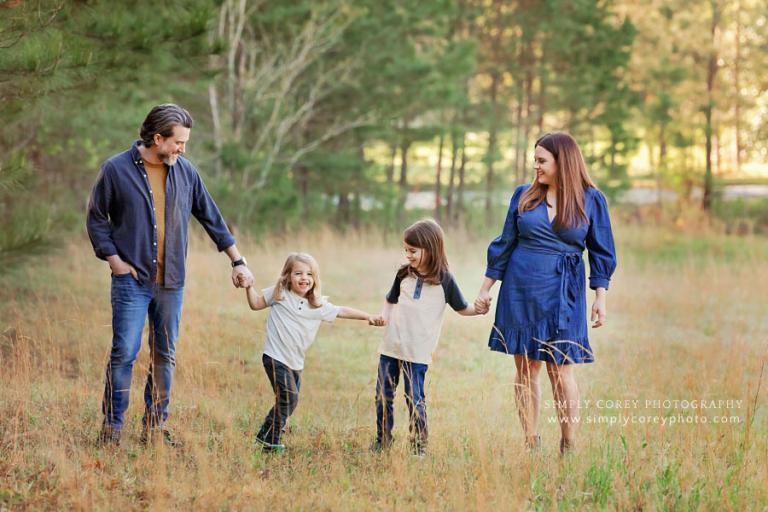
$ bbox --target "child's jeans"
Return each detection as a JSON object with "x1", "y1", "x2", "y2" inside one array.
[
  {"x1": 375, "y1": 354, "x2": 429, "y2": 448},
  {"x1": 257, "y1": 354, "x2": 302, "y2": 445}
]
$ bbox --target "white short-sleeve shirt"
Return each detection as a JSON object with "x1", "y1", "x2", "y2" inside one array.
[{"x1": 261, "y1": 286, "x2": 340, "y2": 370}]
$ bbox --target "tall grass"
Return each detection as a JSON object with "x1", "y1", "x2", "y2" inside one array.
[{"x1": 0, "y1": 224, "x2": 766, "y2": 510}]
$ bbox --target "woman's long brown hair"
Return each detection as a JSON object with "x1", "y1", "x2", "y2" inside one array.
[
  {"x1": 398, "y1": 219, "x2": 449, "y2": 285},
  {"x1": 518, "y1": 132, "x2": 596, "y2": 230}
]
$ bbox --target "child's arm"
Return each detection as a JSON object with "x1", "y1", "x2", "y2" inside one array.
[
  {"x1": 244, "y1": 286, "x2": 268, "y2": 311},
  {"x1": 337, "y1": 306, "x2": 377, "y2": 324},
  {"x1": 457, "y1": 305, "x2": 481, "y2": 317},
  {"x1": 368, "y1": 301, "x2": 393, "y2": 326}
]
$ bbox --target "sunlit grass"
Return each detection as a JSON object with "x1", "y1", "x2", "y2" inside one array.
[{"x1": 0, "y1": 224, "x2": 766, "y2": 510}]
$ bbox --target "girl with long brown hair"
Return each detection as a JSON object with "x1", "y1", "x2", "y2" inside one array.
[
  {"x1": 371, "y1": 219, "x2": 482, "y2": 457},
  {"x1": 474, "y1": 132, "x2": 617, "y2": 454}
]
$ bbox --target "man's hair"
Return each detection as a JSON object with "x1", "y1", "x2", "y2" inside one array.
[{"x1": 139, "y1": 104, "x2": 194, "y2": 147}]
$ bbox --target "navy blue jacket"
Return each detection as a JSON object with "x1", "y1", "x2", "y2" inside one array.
[{"x1": 86, "y1": 141, "x2": 235, "y2": 289}]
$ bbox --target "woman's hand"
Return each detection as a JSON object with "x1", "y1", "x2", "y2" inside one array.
[
  {"x1": 591, "y1": 289, "x2": 607, "y2": 328},
  {"x1": 474, "y1": 289, "x2": 492, "y2": 315}
]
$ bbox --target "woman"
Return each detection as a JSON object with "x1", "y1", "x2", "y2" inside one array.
[{"x1": 475, "y1": 132, "x2": 617, "y2": 453}]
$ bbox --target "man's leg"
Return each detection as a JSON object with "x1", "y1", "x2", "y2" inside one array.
[
  {"x1": 142, "y1": 286, "x2": 184, "y2": 429},
  {"x1": 375, "y1": 355, "x2": 400, "y2": 447},
  {"x1": 102, "y1": 275, "x2": 151, "y2": 435},
  {"x1": 403, "y1": 361, "x2": 429, "y2": 453}
]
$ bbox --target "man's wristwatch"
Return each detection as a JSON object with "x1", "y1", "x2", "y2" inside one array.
[{"x1": 232, "y1": 257, "x2": 248, "y2": 268}]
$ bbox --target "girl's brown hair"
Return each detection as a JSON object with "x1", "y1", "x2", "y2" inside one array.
[
  {"x1": 273, "y1": 252, "x2": 324, "y2": 308},
  {"x1": 398, "y1": 219, "x2": 449, "y2": 285},
  {"x1": 518, "y1": 132, "x2": 597, "y2": 230}
]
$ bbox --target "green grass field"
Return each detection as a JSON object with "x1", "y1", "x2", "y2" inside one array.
[{"x1": 1, "y1": 225, "x2": 766, "y2": 510}]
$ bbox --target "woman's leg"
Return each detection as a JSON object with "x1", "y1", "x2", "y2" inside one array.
[
  {"x1": 514, "y1": 355, "x2": 543, "y2": 447},
  {"x1": 546, "y1": 362, "x2": 579, "y2": 452}
]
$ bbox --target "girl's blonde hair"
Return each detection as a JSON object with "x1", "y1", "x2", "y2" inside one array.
[
  {"x1": 519, "y1": 132, "x2": 597, "y2": 230},
  {"x1": 398, "y1": 219, "x2": 449, "y2": 285},
  {"x1": 273, "y1": 252, "x2": 324, "y2": 308}
]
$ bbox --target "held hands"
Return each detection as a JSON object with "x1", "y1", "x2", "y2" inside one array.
[
  {"x1": 233, "y1": 265, "x2": 254, "y2": 288},
  {"x1": 473, "y1": 289, "x2": 492, "y2": 315},
  {"x1": 368, "y1": 315, "x2": 387, "y2": 327}
]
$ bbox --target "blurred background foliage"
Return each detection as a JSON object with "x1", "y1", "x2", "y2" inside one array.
[{"x1": 2, "y1": 0, "x2": 767, "y2": 269}]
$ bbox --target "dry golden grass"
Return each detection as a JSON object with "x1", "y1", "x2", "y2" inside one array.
[{"x1": 1, "y1": 224, "x2": 766, "y2": 510}]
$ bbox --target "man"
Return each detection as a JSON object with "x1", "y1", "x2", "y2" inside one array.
[{"x1": 86, "y1": 103, "x2": 254, "y2": 446}]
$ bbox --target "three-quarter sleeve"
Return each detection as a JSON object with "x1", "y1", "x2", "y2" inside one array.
[
  {"x1": 485, "y1": 185, "x2": 527, "y2": 281},
  {"x1": 585, "y1": 189, "x2": 617, "y2": 290}
]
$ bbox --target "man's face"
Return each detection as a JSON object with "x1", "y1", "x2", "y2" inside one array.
[{"x1": 154, "y1": 125, "x2": 190, "y2": 166}]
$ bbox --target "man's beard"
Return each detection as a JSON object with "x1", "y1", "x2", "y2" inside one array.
[{"x1": 157, "y1": 150, "x2": 177, "y2": 166}]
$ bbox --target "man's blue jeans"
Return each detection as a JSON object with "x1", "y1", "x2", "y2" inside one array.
[
  {"x1": 375, "y1": 354, "x2": 429, "y2": 446},
  {"x1": 102, "y1": 273, "x2": 184, "y2": 431}
]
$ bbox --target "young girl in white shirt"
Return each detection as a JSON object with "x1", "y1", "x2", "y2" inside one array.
[
  {"x1": 371, "y1": 219, "x2": 482, "y2": 457},
  {"x1": 241, "y1": 252, "x2": 381, "y2": 451}
]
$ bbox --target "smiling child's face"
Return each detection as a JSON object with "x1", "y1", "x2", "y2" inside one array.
[
  {"x1": 289, "y1": 261, "x2": 314, "y2": 297},
  {"x1": 404, "y1": 242, "x2": 426, "y2": 273}
]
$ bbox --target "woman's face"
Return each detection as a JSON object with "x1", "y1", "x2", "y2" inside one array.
[{"x1": 534, "y1": 145, "x2": 558, "y2": 188}]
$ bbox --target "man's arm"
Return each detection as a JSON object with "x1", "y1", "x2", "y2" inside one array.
[
  {"x1": 87, "y1": 164, "x2": 136, "y2": 277},
  {"x1": 189, "y1": 170, "x2": 249, "y2": 287}
]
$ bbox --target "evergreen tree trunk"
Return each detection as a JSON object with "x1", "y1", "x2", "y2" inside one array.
[
  {"x1": 337, "y1": 192, "x2": 350, "y2": 225},
  {"x1": 537, "y1": 47, "x2": 547, "y2": 133},
  {"x1": 702, "y1": 0, "x2": 719, "y2": 211},
  {"x1": 399, "y1": 119, "x2": 410, "y2": 191},
  {"x1": 387, "y1": 142, "x2": 397, "y2": 184},
  {"x1": 734, "y1": 0, "x2": 742, "y2": 173},
  {"x1": 446, "y1": 128, "x2": 459, "y2": 223},
  {"x1": 456, "y1": 136, "x2": 467, "y2": 224},
  {"x1": 485, "y1": 72, "x2": 499, "y2": 226},
  {"x1": 657, "y1": 124, "x2": 667, "y2": 212},
  {"x1": 513, "y1": 86, "x2": 524, "y2": 184},
  {"x1": 521, "y1": 45, "x2": 535, "y2": 183},
  {"x1": 434, "y1": 131, "x2": 444, "y2": 220}
]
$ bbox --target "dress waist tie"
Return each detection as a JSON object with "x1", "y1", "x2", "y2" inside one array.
[{"x1": 554, "y1": 252, "x2": 583, "y2": 332}]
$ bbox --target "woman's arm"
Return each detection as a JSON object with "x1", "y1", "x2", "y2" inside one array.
[{"x1": 245, "y1": 286, "x2": 268, "y2": 311}]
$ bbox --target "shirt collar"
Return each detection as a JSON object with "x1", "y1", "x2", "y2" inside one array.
[{"x1": 130, "y1": 140, "x2": 178, "y2": 172}]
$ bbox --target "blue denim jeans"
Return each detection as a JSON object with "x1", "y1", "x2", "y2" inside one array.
[
  {"x1": 375, "y1": 354, "x2": 429, "y2": 446},
  {"x1": 102, "y1": 273, "x2": 184, "y2": 431}
]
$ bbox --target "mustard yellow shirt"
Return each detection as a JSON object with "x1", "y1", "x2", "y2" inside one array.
[{"x1": 144, "y1": 161, "x2": 168, "y2": 284}]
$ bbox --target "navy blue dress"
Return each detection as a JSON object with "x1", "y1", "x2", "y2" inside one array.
[{"x1": 485, "y1": 184, "x2": 617, "y2": 364}]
